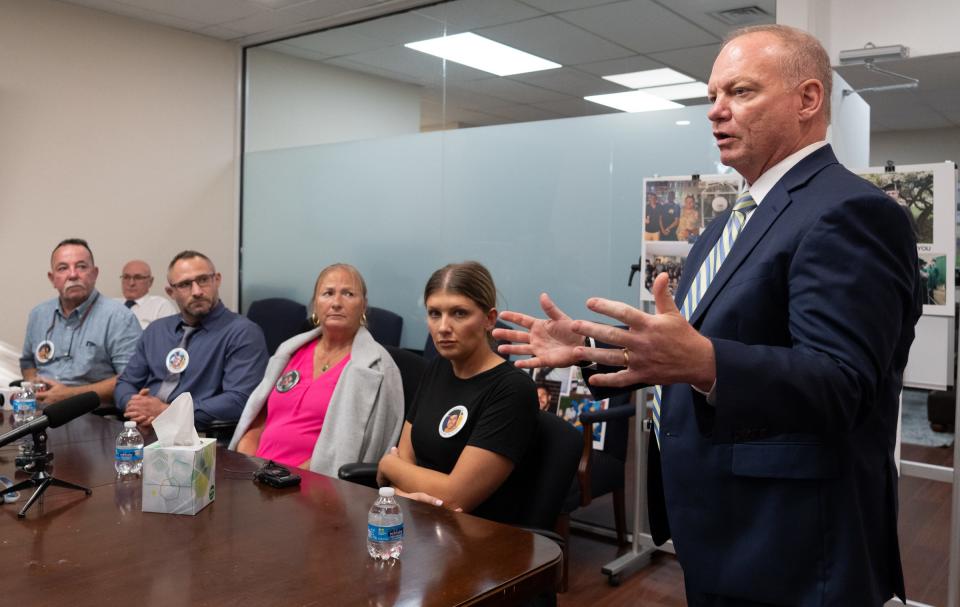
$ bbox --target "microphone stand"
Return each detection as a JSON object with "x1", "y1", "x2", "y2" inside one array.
[{"x1": 1, "y1": 430, "x2": 92, "y2": 518}]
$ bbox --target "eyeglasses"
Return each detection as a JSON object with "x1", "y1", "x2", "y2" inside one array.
[
  {"x1": 169, "y1": 273, "x2": 216, "y2": 292},
  {"x1": 120, "y1": 274, "x2": 151, "y2": 282}
]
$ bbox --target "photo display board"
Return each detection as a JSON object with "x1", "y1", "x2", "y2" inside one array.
[
  {"x1": 640, "y1": 174, "x2": 742, "y2": 302},
  {"x1": 641, "y1": 164, "x2": 959, "y2": 389},
  {"x1": 856, "y1": 162, "x2": 957, "y2": 316}
]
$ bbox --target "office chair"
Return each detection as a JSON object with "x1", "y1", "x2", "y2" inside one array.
[
  {"x1": 382, "y1": 345, "x2": 427, "y2": 411},
  {"x1": 565, "y1": 392, "x2": 636, "y2": 546},
  {"x1": 246, "y1": 297, "x2": 307, "y2": 355},
  {"x1": 365, "y1": 306, "x2": 403, "y2": 347}
]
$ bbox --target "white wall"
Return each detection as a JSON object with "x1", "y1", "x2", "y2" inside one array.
[
  {"x1": 828, "y1": 72, "x2": 871, "y2": 169},
  {"x1": 0, "y1": 0, "x2": 240, "y2": 351},
  {"x1": 871, "y1": 127, "x2": 960, "y2": 166},
  {"x1": 779, "y1": 0, "x2": 960, "y2": 62},
  {"x1": 245, "y1": 49, "x2": 421, "y2": 152}
]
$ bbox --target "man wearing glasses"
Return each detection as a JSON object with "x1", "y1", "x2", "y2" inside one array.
[
  {"x1": 117, "y1": 260, "x2": 177, "y2": 329},
  {"x1": 114, "y1": 250, "x2": 267, "y2": 430},
  {"x1": 20, "y1": 238, "x2": 142, "y2": 405}
]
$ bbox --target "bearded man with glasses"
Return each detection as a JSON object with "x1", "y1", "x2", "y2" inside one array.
[{"x1": 114, "y1": 250, "x2": 267, "y2": 430}]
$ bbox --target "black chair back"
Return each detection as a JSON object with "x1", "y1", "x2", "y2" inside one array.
[
  {"x1": 514, "y1": 411, "x2": 582, "y2": 530},
  {"x1": 366, "y1": 306, "x2": 403, "y2": 347},
  {"x1": 382, "y1": 346, "x2": 427, "y2": 416},
  {"x1": 246, "y1": 298, "x2": 307, "y2": 355}
]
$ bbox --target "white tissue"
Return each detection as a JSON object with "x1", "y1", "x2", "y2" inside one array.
[{"x1": 153, "y1": 392, "x2": 201, "y2": 447}]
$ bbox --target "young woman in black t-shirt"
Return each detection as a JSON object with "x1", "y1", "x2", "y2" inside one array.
[{"x1": 376, "y1": 261, "x2": 538, "y2": 522}]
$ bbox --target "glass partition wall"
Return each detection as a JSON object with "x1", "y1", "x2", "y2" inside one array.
[{"x1": 241, "y1": 0, "x2": 736, "y2": 350}]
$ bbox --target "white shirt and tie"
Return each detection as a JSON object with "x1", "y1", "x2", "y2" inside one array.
[{"x1": 118, "y1": 294, "x2": 178, "y2": 329}]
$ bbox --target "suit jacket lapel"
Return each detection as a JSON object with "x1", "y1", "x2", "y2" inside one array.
[{"x1": 685, "y1": 145, "x2": 839, "y2": 327}]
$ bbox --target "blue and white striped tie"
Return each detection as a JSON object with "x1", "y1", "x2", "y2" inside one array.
[{"x1": 651, "y1": 191, "x2": 757, "y2": 448}]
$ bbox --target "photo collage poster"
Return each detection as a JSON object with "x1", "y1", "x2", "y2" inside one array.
[
  {"x1": 530, "y1": 366, "x2": 609, "y2": 450},
  {"x1": 641, "y1": 174, "x2": 743, "y2": 302},
  {"x1": 856, "y1": 163, "x2": 957, "y2": 316}
]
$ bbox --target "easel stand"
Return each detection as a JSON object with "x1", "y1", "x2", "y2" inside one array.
[
  {"x1": 0, "y1": 430, "x2": 91, "y2": 518},
  {"x1": 601, "y1": 387, "x2": 672, "y2": 585}
]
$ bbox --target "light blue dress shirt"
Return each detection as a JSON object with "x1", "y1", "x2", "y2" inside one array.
[{"x1": 20, "y1": 289, "x2": 142, "y2": 385}]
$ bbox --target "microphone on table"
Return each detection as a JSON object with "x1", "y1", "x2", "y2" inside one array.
[{"x1": 0, "y1": 391, "x2": 99, "y2": 448}]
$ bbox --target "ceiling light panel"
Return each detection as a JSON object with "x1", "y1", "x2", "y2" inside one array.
[
  {"x1": 643, "y1": 81, "x2": 709, "y2": 100},
  {"x1": 584, "y1": 90, "x2": 683, "y2": 113},
  {"x1": 603, "y1": 67, "x2": 693, "y2": 89},
  {"x1": 405, "y1": 32, "x2": 561, "y2": 77}
]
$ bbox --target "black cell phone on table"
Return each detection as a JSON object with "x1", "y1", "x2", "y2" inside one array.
[{"x1": 254, "y1": 461, "x2": 301, "y2": 488}]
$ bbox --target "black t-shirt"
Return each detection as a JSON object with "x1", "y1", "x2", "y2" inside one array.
[
  {"x1": 660, "y1": 202, "x2": 679, "y2": 239},
  {"x1": 645, "y1": 203, "x2": 661, "y2": 233},
  {"x1": 406, "y1": 357, "x2": 538, "y2": 524}
]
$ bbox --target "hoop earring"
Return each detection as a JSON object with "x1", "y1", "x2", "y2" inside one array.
[
  {"x1": 361, "y1": 312, "x2": 368, "y2": 326},
  {"x1": 310, "y1": 313, "x2": 320, "y2": 327}
]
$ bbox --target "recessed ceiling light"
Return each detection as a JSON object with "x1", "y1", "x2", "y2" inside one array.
[
  {"x1": 644, "y1": 82, "x2": 710, "y2": 101},
  {"x1": 404, "y1": 32, "x2": 561, "y2": 77},
  {"x1": 584, "y1": 90, "x2": 683, "y2": 113},
  {"x1": 603, "y1": 68, "x2": 693, "y2": 89},
  {"x1": 675, "y1": 120, "x2": 691, "y2": 126}
]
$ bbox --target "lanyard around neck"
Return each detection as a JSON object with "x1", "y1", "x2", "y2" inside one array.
[{"x1": 44, "y1": 292, "x2": 100, "y2": 359}]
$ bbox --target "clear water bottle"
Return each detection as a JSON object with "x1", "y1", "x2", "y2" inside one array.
[
  {"x1": 367, "y1": 486, "x2": 403, "y2": 560},
  {"x1": 115, "y1": 421, "x2": 144, "y2": 478},
  {"x1": 12, "y1": 382, "x2": 37, "y2": 423}
]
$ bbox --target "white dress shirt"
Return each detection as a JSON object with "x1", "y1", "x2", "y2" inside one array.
[{"x1": 117, "y1": 294, "x2": 178, "y2": 329}]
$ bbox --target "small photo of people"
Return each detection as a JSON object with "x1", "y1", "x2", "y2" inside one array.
[
  {"x1": 860, "y1": 170, "x2": 934, "y2": 244},
  {"x1": 644, "y1": 176, "x2": 741, "y2": 244},
  {"x1": 919, "y1": 253, "x2": 947, "y2": 306},
  {"x1": 644, "y1": 253, "x2": 686, "y2": 298}
]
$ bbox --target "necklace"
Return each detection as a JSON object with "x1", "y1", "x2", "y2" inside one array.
[{"x1": 315, "y1": 341, "x2": 349, "y2": 374}]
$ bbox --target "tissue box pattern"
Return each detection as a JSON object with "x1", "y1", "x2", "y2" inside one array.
[{"x1": 142, "y1": 437, "x2": 216, "y2": 515}]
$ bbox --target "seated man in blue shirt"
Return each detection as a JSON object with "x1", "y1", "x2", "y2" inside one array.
[
  {"x1": 21, "y1": 238, "x2": 142, "y2": 405},
  {"x1": 114, "y1": 250, "x2": 268, "y2": 430}
]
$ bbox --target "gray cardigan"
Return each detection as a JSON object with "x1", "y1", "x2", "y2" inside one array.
[{"x1": 229, "y1": 326, "x2": 404, "y2": 477}]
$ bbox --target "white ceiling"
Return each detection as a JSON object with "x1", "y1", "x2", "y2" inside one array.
[{"x1": 57, "y1": 0, "x2": 960, "y2": 133}]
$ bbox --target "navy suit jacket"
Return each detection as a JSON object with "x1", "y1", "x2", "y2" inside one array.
[{"x1": 648, "y1": 145, "x2": 921, "y2": 605}]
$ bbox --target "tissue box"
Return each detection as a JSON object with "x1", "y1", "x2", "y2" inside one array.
[{"x1": 142, "y1": 438, "x2": 216, "y2": 515}]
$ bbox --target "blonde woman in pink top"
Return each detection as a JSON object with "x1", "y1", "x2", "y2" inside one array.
[{"x1": 230, "y1": 264, "x2": 404, "y2": 476}]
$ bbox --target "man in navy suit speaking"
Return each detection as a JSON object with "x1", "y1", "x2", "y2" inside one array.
[{"x1": 495, "y1": 25, "x2": 922, "y2": 606}]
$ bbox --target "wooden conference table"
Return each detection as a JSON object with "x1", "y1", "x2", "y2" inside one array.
[{"x1": 0, "y1": 412, "x2": 560, "y2": 606}]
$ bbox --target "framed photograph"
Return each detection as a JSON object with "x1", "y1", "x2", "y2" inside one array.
[
  {"x1": 919, "y1": 252, "x2": 948, "y2": 306},
  {"x1": 556, "y1": 395, "x2": 610, "y2": 450},
  {"x1": 641, "y1": 241, "x2": 689, "y2": 300}
]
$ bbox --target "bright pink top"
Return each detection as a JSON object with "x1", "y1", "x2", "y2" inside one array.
[{"x1": 255, "y1": 339, "x2": 350, "y2": 468}]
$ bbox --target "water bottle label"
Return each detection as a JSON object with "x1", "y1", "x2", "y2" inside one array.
[
  {"x1": 367, "y1": 523, "x2": 403, "y2": 542},
  {"x1": 11, "y1": 398, "x2": 36, "y2": 413},
  {"x1": 115, "y1": 447, "x2": 143, "y2": 462}
]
